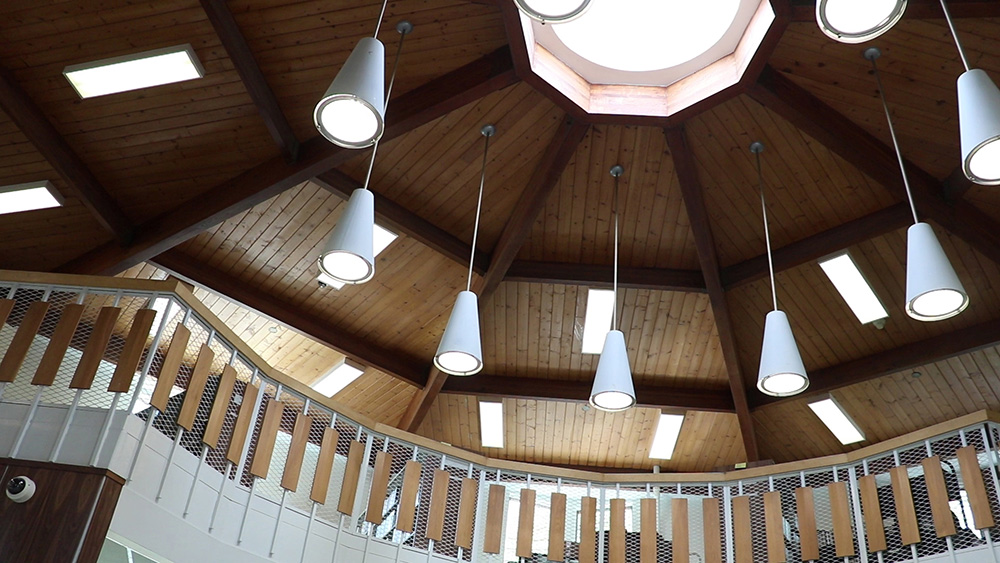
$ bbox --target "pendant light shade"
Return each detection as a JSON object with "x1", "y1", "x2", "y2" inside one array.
[
  {"x1": 589, "y1": 329, "x2": 635, "y2": 412},
  {"x1": 905, "y1": 222, "x2": 969, "y2": 321},
  {"x1": 318, "y1": 188, "x2": 375, "y2": 284},
  {"x1": 757, "y1": 310, "x2": 809, "y2": 397},
  {"x1": 816, "y1": 0, "x2": 906, "y2": 43},
  {"x1": 514, "y1": 0, "x2": 590, "y2": 23},
  {"x1": 958, "y1": 69, "x2": 1000, "y2": 185},
  {"x1": 314, "y1": 37, "x2": 386, "y2": 149},
  {"x1": 434, "y1": 290, "x2": 483, "y2": 376}
]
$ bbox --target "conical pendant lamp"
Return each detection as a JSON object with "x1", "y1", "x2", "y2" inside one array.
[
  {"x1": 816, "y1": 0, "x2": 906, "y2": 44},
  {"x1": 752, "y1": 143, "x2": 809, "y2": 397},
  {"x1": 316, "y1": 21, "x2": 412, "y2": 285},
  {"x1": 866, "y1": 47, "x2": 969, "y2": 321},
  {"x1": 433, "y1": 125, "x2": 496, "y2": 376},
  {"x1": 589, "y1": 165, "x2": 636, "y2": 412},
  {"x1": 514, "y1": 0, "x2": 591, "y2": 23}
]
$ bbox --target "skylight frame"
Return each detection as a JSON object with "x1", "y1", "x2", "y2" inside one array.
[
  {"x1": 311, "y1": 358, "x2": 366, "y2": 398},
  {"x1": 581, "y1": 288, "x2": 615, "y2": 354},
  {"x1": 807, "y1": 396, "x2": 865, "y2": 445},
  {"x1": 648, "y1": 413, "x2": 685, "y2": 459},
  {"x1": 479, "y1": 400, "x2": 505, "y2": 449},
  {"x1": 818, "y1": 250, "x2": 889, "y2": 326},
  {"x1": 63, "y1": 44, "x2": 205, "y2": 99},
  {"x1": 0, "y1": 181, "x2": 64, "y2": 215}
]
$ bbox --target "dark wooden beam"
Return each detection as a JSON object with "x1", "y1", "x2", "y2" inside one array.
[
  {"x1": 722, "y1": 203, "x2": 912, "y2": 288},
  {"x1": 752, "y1": 317, "x2": 1000, "y2": 408},
  {"x1": 313, "y1": 169, "x2": 489, "y2": 274},
  {"x1": 441, "y1": 375, "x2": 736, "y2": 413},
  {"x1": 56, "y1": 48, "x2": 518, "y2": 276},
  {"x1": 0, "y1": 67, "x2": 133, "y2": 244},
  {"x1": 151, "y1": 248, "x2": 430, "y2": 387},
  {"x1": 664, "y1": 125, "x2": 760, "y2": 462},
  {"x1": 200, "y1": 0, "x2": 299, "y2": 162},
  {"x1": 791, "y1": 0, "x2": 1000, "y2": 20},
  {"x1": 505, "y1": 260, "x2": 707, "y2": 293},
  {"x1": 942, "y1": 166, "x2": 974, "y2": 202}
]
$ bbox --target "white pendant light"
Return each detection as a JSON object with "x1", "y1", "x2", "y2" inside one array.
[
  {"x1": 434, "y1": 125, "x2": 496, "y2": 376},
  {"x1": 816, "y1": 0, "x2": 906, "y2": 44},
  {"x1": 589, "y1": 165, "x2": 636, "y2": 412},
  {"x1": 751, "y1": 143, "x2": 810, "y2": 397},
  {"x1": 315, "y1": 22, "x2": 412, "y2": 285},
  {"x1": 866, "y1": 47, "x2": 969, "y2": 321},
  {"x1": 514, "y1": 0, "x2": 591, "y2": 24}
]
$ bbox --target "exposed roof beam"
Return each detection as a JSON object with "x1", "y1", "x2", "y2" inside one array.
[
  {"x1": 56, "y1": 47, "x2": 518, "y2": 276},
  {"x1": 664, "y1": 125, "x2": 760, "y2": 462},
  {"x1": 790, "y1": 0, "x2": 1000, "y2": 20},
  {"x1": 151, "y1": 248, "x2": 430, "y2": 387},
  {"x1": 200, "y1": 0, "x2": 299, "y2": 162},
  {"x1": 942, "y1": 166, "x2": 974, "y2": 202},
  {"x1": 506, "y1": 260, "x2": 707, "y2": 293},
  {"x1": 0, "y1": 66, "x2": 133, "y2": 244}
]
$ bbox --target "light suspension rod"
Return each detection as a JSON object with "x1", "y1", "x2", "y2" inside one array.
[
  {"x1": 610, "y1": 164, "x2": 624, "y2": 329},
  {"x1": 372, "y1": 0, "x2": 391, "y2": 39},
  {"x1": 467, "y1": 125, "x2": 495, "y2": 291},
  {"x1": 939, "y1": 0, "x2": 971, "y2": 71},
  {"x1": 361, "y1": 21, "x2": 412, "y2": 191},
  {"x1": 751, "y1": 143, "x2": 778, "y2": 312}
]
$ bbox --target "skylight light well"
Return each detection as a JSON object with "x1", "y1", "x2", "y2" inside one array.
[
  {"x1": 312, "y1": 358, "x2": 365, "y2": 398},
  {"x1": 317, "y1": 224, "x2": 398, "y2": 289},
  {"x1": 649, "y1": 413, "x2": 685, "y2": 459},
  {"x1": 581, "y1": 288, "x2": 615, "y2": 354},
  {"x1": 0, "y1": 181, "x2": 63, "y2": 215},
  {"x1": 818, "y1": 252, "x2": 888, "y2": 325},
  {"x1": 64, "y1": 44, "x2": 204, "y2": 99},
  {"x1": 479, "y1": 400, "x2": 505, "y2": 448},
  {"x1": 807, "y1": 397, "x2": 865, "y2": 445}
]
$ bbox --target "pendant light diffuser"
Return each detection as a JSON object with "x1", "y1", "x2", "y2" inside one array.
[
  {"x1": 589, "y1": 330, "x2": 635, "y2": 412},
  {"x1": 314, "y1": 37, "x2": 386, "y2": 149},
  {"x1": 816, "y1": 0, "x2": 906, "y2": 43},
  {"x1": 958, "y1": 69, "x2": 1000, "y2": 184},
  {"x1": 514, "y1": 0, "x2": 590, "y2": 23},
  {"x1": 318, "y1": 188, "x2": 375, "y2": 284},
  {"x1": 905, "y1": 222, "x2": 969, "y2": 321},
  {"x1": 757, "y1": 310, "x2": 809, "y2": 397},
  {"x1": 434, "y1": 290, "x2": 483, "y2": 376}
]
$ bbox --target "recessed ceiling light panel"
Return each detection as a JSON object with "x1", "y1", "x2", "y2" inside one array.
[
  {"x1": 479, "y1": 400, "x2": 505, "y2": 448},
  {"x1": 649, "y1": 413, "x2": 685, "y2": 459},
  {"x1": 63, "y1": 44, "x2": 205, "y2": 99},
  {"x1": 312, "y1": 358, "x2": 365, "y2": 398},
  {"x1": 581, "y1": 288, "x2": 614, "y2": 354},
  {"x1": 818, "y1": 252, "x2": 888, "y2": 325},
  {"x1": 0, "y1": 181, "x2": 64, "y2": 215},
  {"x1": 807, "y1": 397, "x2": 865, "y2": 445}
]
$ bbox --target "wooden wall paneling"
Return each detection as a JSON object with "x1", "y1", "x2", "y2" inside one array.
[
  {"x1": 31, "y1": 303, "x2": 83, "y2": 386},
  {"x1": 201, "y1": 364, "x2": 236, "y2": 450},
  {"x1": 396, "y1": 460, "x2": 423, "y2": 533},
  {"x1": 426, "y1": 469, "x2": 451, "y2": 542},
  {"x1": 248, "y1": 398, "x2": 285, "y2": 480},
  {"x1": 703, "y1": 497, "x2": 723, "y2": 563},
  {"x1": 175, "y1": 344, "x2": 215, "y2": 431},
  {"x1": 828, "y1": 481, "x2": 856, "y2": 557},
  {"x1": 456, "y1": 477, "x2": 478, "y2": 549},
  {"x1": 921, "y1": 456, "x2": 958, "y2": 537},
  {"x1": 732, "y1": 495, "x2": 752, "y2": 563},
  {"x1": 579, "y1": 496, "x2": 598, "y2": 563},
  {"x1": 890, "y1": 466, "x2": 921, "y2": 546},
  {"x1": 763, "y1": 491, "x2": 786, "y2": 563},
  {"x1": 70, "y1": 306, "x2": 121, "y2": 390},
  {"x1": 309, "y1": 427, "x2": 339, "y2": 505},
  {"x1": 0, "y1": 301, "x2": 49, "y2": 383},
  {"x1": 956, "y1": 445, "x2": 996, "y2": 529},
  {"x1": 858, "y1": 474, "x2": 887, "y2": 552},
  {"x1": 794, "y1": 487, "x2": 819, "y2": 561},
  {"x1": 106, "y1": 308, "x2": 157, "y2": 392},
  {"x1": 337, "y1": 440, "x2": 366, "y2": 516},
  {"x1": 517, "y1": 488, "x2": 537, "y2": 559},
  {"x1": 668, "y1": 498, "x2": 685, "y2": 563},
  {"x1": 609, "y1": 498, "x2": 626, "y2": 563},
  {"x1": 365, "y1": 451, "x2": 394, "y2": 525},
  {"x1": 549, "y1": 492, "x2": 567, "y2": 562},
  {"x1": 225, "y1": 382, "x2": 260, "y2": 465},
  {"x1": 280, "y1": 413, "x2": 312, "y2": 493},
  {"x1": 484, "y1": 483, "x2": 506, "y2": 554},
  {"x1": 150, "y1": 324, "x2": 191, "y2": 412}
]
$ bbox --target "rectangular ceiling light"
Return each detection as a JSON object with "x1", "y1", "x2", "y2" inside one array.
[
  {"x1": 312, "y1": 358, "x2": 366, "y2": 398},
  {"x1": 649, "y1": 413, "x2": 685, "y2": 459},
  {"x1": 818, "y1": 252, "x2": 888, "y2": 325},
  {"x1": 479, "y1": 400, "x2": 505, "y2": 448},
  {"x1": 581, "y1": 288, "x2": 615, "y2": 354},
  {"x1": 317, "y1": 224, "x2": 398, "y2": 290},
  {"x1": 807, "y1": 397, "x2": 865, "y2": 445},
  {"x1": 63, "y1": 44, "x2": 205, "y2": 98},
  {"x1": 0, "y1": 181, "x2": 64, "y2": 215}
]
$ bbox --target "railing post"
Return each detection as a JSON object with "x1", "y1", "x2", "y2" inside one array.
[
  {"x1": 470, "y1": 467, "x2": 487, "y2": 563},
  {"x1": 9, "y1": 288, "x2": 54, "y2": 459},
  {"x1": 0, "y1": 284, "x2": 20, "y2": 404},
  {"x1": 848, "y1": 466, "x2": 869, "y2": 563},
  {"x1": 978, "y1": 425, "x2": 1000, "y2": 563},
  {"x1": 352, "y1": 432, "x2": 375, "y2": 532},
  {"x1": 598, "y1": 485, "x2": 606, "y2": 563},
  {"x1": 724, "y1": 484, "x2": 734, "y2": 563}
]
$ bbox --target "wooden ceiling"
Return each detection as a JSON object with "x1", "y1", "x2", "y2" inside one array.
[{"x1": 4, "y1": 0, "x2": 1000, "y2": 472}]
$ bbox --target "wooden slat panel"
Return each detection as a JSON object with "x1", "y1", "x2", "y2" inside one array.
[
  {"x1": 150, "y1": 324, "x2": 190, "y2": 412},
  {"x1": 828, "y1": 481, "x2": 855, "y2": 557},
  {"x1": 517, "y1": 488, "x2": 536, "y2": 558},
  {"x1": 732, "y1": 496, "x2": 752, "y2": 563},
  {"x1": 609, "y1": 498, "x2": 626, "y2": 563},
  {"x1": 0, "y1": 301, "x2": 49, "y2": 383},
  {"x1": 397, "y1": 461, "x2": 423, "y2": 533},
  {"x1": 70, "y1": 306, "x2": 121, "y2": 389},
  {"x1": 365, "y1": 451, "x2": 394, "y2": 525},
  {"x1": 32, "y1": 303, "x2": 83, "y2": 386},
  {"x1": 579, "y1": 496, "x2": 598, "y2": 563},
  {"x1": 249, "y1": 399, "x2": 285, "y2": 479},
  {"x1": 549, "y1": 492, "x2": 567, "y2": 561},
  {"x1": 0, "y1": 299, "x2": 14, "y2": 330},
  {"x1": 456, "y1": 477, "x2": 478, "y2": 549},
  {"x1": 426, "y1": 469, "x2": 451, "y2": 542},
  {"x1": 667, "y1": 498, "x2": 684, "y2": 563},
  {"x1": 280, "y1": 413, "x2": 312, "y2": 493},
  {"x1": 309, "y1": 427, "x2": 339, "y2": 504},
  {"x1": 858, "y1": 475, "x2": 887, "y2": 552},
  {"x1": 956, "y1": 445, "x2": 996, "y2": 529},
  {"x1": 795, "y1": 487, "x2": 819, "y2": 561},
  {"x1": 175, "y1": 344, "x2": 214, "y2": 431},
  {"x1": 107, "y1": 308, "x2": 157, "y2": 392},
  {"x1": 890, "y1": 466, "x2": 921, "y2": 546},
  {"x1": 703, "y1": 497, "x2": 722, "y2": 563},
  {"x1": 764, "y1": 491, "x2": 786, "y2": 563},
  {"x1": 922, "y1": 456, "x2": 958, "y2": 537},
  {"x1": 202, "y1": 365, "x2": 236, "y2": 450},
  {"x1": 484, "y1": 483, "x2": 506, "y2": 554},
  {"x1": 338, "y1": 441, "x2": 366, "y2": 515},
  {"x1": 225, "y1": 382, "x2": 260, "y2": 465}
]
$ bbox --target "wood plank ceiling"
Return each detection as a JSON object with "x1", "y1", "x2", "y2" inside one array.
[{"x1": 2, "y1": 0, "x2": 1000, "y2": 471}]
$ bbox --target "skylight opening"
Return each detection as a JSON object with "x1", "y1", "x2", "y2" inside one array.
[
  {"x1": 312, "y1": 358, "x2": 365, "y2": 398},
  {"x1": 649, "y1": 413, "x2": 685, "y2": 459},
  {"x1": 807, "y1": 397, "x2": 865, "y2": 445},
  {"x1": 63, "y1": 44, "x2": 204, "y2": 99},
  {"x1": 479, "y1": 400, "x2": 505, "y2": 448},
  {"x1": 581, "y1": 288, "x2": 615, "y2": 354},
  {"x1": 818, "y1": 252, "x2": 888, "y2": 325},
  {"x1": 317, "y1": 224, "x2": 398, "y2": 289},
  {"x1": 0, "y1": 181, "x2": 64, "y2": 215}
]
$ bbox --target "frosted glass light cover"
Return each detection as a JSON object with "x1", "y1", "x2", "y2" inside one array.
[{"x1": 314, "y1": 37, "x2": 386, "y2": 149}]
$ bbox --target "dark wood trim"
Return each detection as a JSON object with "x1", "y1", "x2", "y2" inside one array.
[
  {"x1": 942, "y1": 166, "x2": 974, "y2": 202},
  {"x1": 505, "y1": 260, "x2": 707, "y2": 293},
  {"x1": 56, "y1": 47, "x2": 518, "y2": 276},
  {"x1": 398, "y1": 367, "x2": 449, "y2": 432},
  {"x1": 199, "y1": 0, "x2": 299, "y2": 162},
  {"x1": 664, "y1": 125, "x2": 760, "y2": 461},
  {"x1": 0, "y1": 67, "x2": 133, "y2": 244},
  {"x1": 790, "y1": 0, "x2": 1000, "y2": 20}
]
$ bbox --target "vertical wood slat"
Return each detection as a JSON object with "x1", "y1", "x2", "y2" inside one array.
[
  {"x1": 643, "y1": 498, "x2": 661, "y2": 563},
  {"x1": 890, "y1": 466, "x2": 921, "y2": 546},
  {"x1": 338, "y1": 441, "x2": 366, "y2": 515},
  {"x1": 517, "y1": 488, "x2": 537, "y2": 558},
  {"x1": 484, "y1": 483, "x2": 506, "y2": 554},
  {"x1": 396, "y1": 461, "x2": 423, "y2": 533},
  {"x1": 365, "y1": 451, "x2": 394, "y2": 525},
  {"x1": 828, "y1": 481, "x2": 856, "y2": 557},
  {"x1": 0, "y1": 299, "x2": 14, "y2": 330},
  {"x1": 280, "y1": 413, "x2": 313, "y2": 493},
  {"x1": 456, "y1": 477, "x2": 478, "y2": 549},
  {"x1": 703, "y1": 497, "x2": 723, "y2": 563},
  {"x1": 175, "y1": 344, "x2": 215, "y2": 431},
  {"x1": 0, "y1": 301, "x2": 49, "y2": 383},
  {"x1": 309, "y1": 427, "x2": 339, "y2": 504},
  {"x1": 549, "y1": 492, "x2": 567, "y2": 562},
  {"x1": 795, "y1": 487, "x2": 820, "y2": 561},
  {"x1": 32, "y1": 303, "x2": 83, "y2": 386},
  {"x1": 858, "y1": 474, "x2": 887, "y2": 552},
  {"x1": 922, "y1": 456, "x2": 958, "y2": 537},
  {"x1": 107, "y1": 308, "x2": 157, "y2": 392},
  {"x1": 763, "y1": 491, "x2": 786, "y2": 563},
  {"x1": 732, "y1": 496, "x2": 752, "y2": 563},
  {"x1": 579, "y1": 496, "x2": 598, "y2": 563},
  {"x1": 426, "y1": 469, "x2": 451, "y2": 542},
  {"x1": 957, "y1": 445, "x2": 996, "y2": 529},
  {"x1": 249, "y1": 399, "x2": 285, "y2": 480},
  {"x1": 201, "y1": 365, "x2": 237, "y2": 450},
  {"x1": 669, "y1": 498, "x2": 686, "y2": 563},
  {"x1": 225, "y1": 382, "x2": 260, "y2": 465},
  {"x1": 609, "y1": 498, "x2": 626, "y2": 563},
  {"x1": 70, "y1": 306, "x2": 121, "y2": 389},
  {"x1": 150, "y1": 324, "x2": 190, "y2": 412}
]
